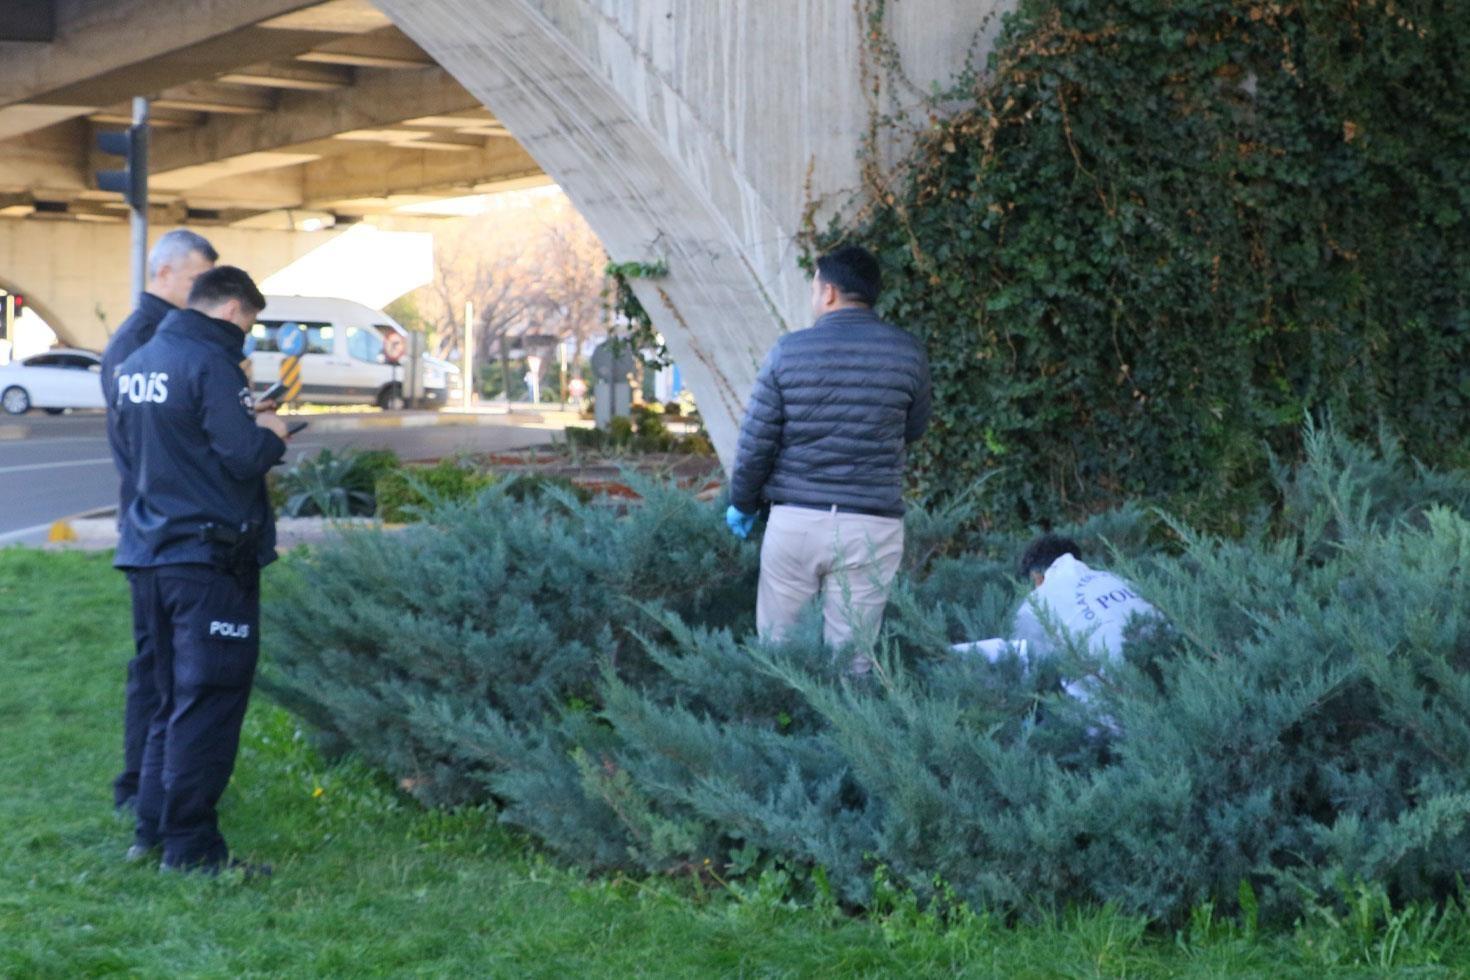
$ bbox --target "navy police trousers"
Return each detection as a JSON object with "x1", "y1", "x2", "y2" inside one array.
[
  {"x1": 114, "y1": 571, "x2": 162, "y2": 809},
  {"x1": 131, "y1": 564, "x2": 261, "y2": 869}
]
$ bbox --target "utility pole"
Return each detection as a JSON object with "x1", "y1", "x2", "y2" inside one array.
[
  {"x1": 129, "y1": 98, "x2": 149, "y2": 298},
  {"x1": 462, "y1": 301, "x2": 474, "y2": 410},
  {"x1": 558, "y1": 338, "x2": 569, "y2": 409}
]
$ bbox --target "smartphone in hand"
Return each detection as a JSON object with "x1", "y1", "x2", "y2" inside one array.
[{"x1": 257, "y1": 381, "x2": 288, "y2": 405}]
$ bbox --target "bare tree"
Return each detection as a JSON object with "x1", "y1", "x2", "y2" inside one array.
[
  {"x1": 425, "y1": 228, "x2": 532, "y2": 361},
  {"x1": 520, "y1": 207, "x2": 608, "y2": 396},
  {"x1": 415, "y1": 190, "x2": 610, "y2": 399}
]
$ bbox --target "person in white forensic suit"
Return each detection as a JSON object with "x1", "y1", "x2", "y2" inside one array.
[{"x1": 953, "y1": 534, "x2": 1158, "y2": 704}]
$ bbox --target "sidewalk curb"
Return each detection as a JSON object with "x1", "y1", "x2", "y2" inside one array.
[
  {"x1": 281, "y1": 410, "x2": 558, "y2": 433},
  {"x1": 46, "y1": 506, "x2": 117, "y2": 547},
  {"x1": 0, "y1": 410, "x2": 567, "y2": 440},
  {"x1": 41, "y1": 513, "x2": 411, "y2": 553}
]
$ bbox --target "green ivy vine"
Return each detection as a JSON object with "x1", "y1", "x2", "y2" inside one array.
[
  {"x1": 817, "y1": 0, "x2": 1470, "y2": 528},
  {"x1": 604, "y1": 260, "x2": 673, "y2": 368}
]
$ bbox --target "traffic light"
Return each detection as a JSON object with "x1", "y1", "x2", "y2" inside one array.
[
  {"x1": 97, "y1": 124, "x2": 148, "y2": 211},
  {"x1": 0, "y1": 291, "x2": 21, "y2": 344}
]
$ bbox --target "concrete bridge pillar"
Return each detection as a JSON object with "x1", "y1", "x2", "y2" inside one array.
[{"x1": 374, "y1": 0, "x2": 1006, "y2": 467}]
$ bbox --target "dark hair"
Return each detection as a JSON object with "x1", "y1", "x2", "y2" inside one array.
[
  {"x1": 815, "y1": 245, "x2": 882, "y2": 307},
  {"x1": 188, "y1": 265, "x2": 265, "y2": 315},
  {"x1": 1018, "y1": 534, "x2": 1081, "y2": 579}
]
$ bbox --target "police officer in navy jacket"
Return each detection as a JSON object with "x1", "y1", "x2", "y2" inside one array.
[
  {"x1": 112, "y1": 265, "x2": 290, "y2": 874},
  {"x1": 101, "y1": 229, "x2": 218, "y2": 815}
]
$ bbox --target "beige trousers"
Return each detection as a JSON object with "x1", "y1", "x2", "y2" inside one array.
[{"x1": 756, "y1": 504, "x2": 906, "y2": 665}]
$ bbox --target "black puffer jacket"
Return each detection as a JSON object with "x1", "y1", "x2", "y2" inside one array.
[{"x1": 729, "y1": 307, "x2": 931, "y2": 517}]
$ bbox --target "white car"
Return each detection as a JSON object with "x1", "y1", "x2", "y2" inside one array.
[{"x1": 0, "y1": 348, "x2": 107, "y2": 415}]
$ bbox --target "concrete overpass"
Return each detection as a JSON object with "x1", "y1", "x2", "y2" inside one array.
[
  {"x1": 0, "y1": 0, "x2": 1006, "y2": 464},
  {"x1": 0, "y1": 0, "x2": 547, "y2": 350}
]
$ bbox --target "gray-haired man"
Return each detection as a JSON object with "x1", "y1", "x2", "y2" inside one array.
[{"x1": 102, "y1": 228, "x2": 218, "y2": 815}]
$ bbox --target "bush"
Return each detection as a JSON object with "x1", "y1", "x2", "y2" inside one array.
[
  {"x1": 265, "y1": 426, "x2": 1470, "y2": 923},
  {"x1": 375, "y1": 457, "x2": 496, "y2": 523},
  {"x1": 348, "y1": 450, "x2": 403, "y2": 498},
  {"x1": 826, "y1": 0, "x2": 1470, "y2": 525},
  {"x1": 262, "y1": 474, "x2": 758, "y2": 805},
  {"x1": 632, "y1": 405, "x2": 669, "y2": 446},
  {"x1": 563, "y1": 418, "x2": 715, "y2": 457},
  {"x1": 274, "y1": 447, "x2": 400, "y2": 518},
  {"x1": 498, "y1": 473, "x2": 595, "y2": 506},
  {"x1": 677, "y1": 431, "x2": 716, "y2": 457},
  {"x1": 608, "y1": 416, "x2": 635, "y2": 444}
]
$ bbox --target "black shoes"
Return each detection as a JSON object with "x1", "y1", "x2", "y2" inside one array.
[{"x1": 159, "y1": 856, "x2": 273, "y2": 880}]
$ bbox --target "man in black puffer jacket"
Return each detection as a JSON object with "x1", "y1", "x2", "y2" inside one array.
[{"x1": 727, "y1": 245, "x2": 931, "y2": 670}]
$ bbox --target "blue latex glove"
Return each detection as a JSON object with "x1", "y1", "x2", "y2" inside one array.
[{"x1": 725, "y1": 504, "x2": 757, "y2": 540}]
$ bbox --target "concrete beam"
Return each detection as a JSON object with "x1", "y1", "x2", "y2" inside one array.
[
  {"x1": 16, "y1": 25, "x2": 340, "y2": 136},
  {"x1": 395, "y1": 132, "x2": 490, "y2": 152},
  {"x1": 218, "y1": 61, "x2": 355, "y2": 91},
  {"x1": 295, "y1": 28, "x2": 433, "y2": 69},
  {"x1": 151, "y1": 138, "x2": 536, "y2": 213},
  {"x1": 0, "y1": 0, "x2": 319, "y2": 108},
  {"x1": 90, "y1": 106, "x2": 207, "y2": 128},
  {"x1": 0, "y1": 122, "x2": 88, "y2": 197},
  {"x1": 302, "y1": 140, "x2": 542, "y2": 207},
  {"x1": 167, "y1": 168, "x2": 308, "y2": 212},
  {"x1": 0, "y1": 104, "x2": 89, "y2": 141},
  {"x1": 151, "y1": 66, "x2": 481, "y2": 175},
  {"x1": 152, "y1": 82, "x2": 277, "y2": 115},
  {"x1": 152, "y1": 152, "x2": 322, "y2": 194},
  {"x1": 259, "y1": 1, "x2": 392, "y2": 34}
]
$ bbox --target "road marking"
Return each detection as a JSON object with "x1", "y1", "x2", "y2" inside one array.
[
  {"x1": 0, "y1": 457, "x2": 114, "y2": 476},
  {"x1": 0, "y1": 436, "x2": 112, "y2": 445}
]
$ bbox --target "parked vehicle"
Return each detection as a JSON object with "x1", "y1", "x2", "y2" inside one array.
[
  {"x1": 248, "y1": 295, "x2": 459, "y2": 409},
  {"x1": 0, "y1": 348, "x2": 106, "y2": 415}
]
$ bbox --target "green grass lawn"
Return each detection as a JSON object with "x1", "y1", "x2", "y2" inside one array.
[{"x1": 2, "y1": 549, "x2": 1467, "y2": 978}]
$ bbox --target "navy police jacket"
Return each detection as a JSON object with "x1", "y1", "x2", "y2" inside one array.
[
  {"x1": 101, "y1": 291, "x2": 176, "y2": 518},
  {"x1": 112, "y1": 308, "x2": 286, "y2": 571}
]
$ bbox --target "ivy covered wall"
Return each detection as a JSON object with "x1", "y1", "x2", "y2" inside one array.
[{"x1": 825, "y1": 0, "x2": 1470, "y2": 525}]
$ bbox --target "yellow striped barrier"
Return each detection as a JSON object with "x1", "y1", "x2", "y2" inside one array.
[{"x1": 280, "y1": 355, "x2": 303, "y2": 403}]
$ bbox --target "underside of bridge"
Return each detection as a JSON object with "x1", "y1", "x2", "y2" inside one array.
[
  {"x1": 0, "y1": 0, "x2": 552, "y2": 357},
  {"x1": 0, "y1": 0, "x2": 545, "y2": 227},
  {"x1": 0, "y1": 0, "x2": 1002, "y2": 465}
]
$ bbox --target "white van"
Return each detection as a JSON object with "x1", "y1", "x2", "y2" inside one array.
[{"x1": 248, "y1": 295, "x2": 460, "y2": 409}]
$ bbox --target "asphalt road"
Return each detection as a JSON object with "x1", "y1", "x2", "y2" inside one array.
[{"x1": 0, "y1": 411, "x2": 556, "y2": 546}]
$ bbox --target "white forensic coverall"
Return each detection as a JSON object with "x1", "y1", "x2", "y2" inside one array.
[{"x1": 953, "y1": 554, "x2": 1158, "y2": 703}]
